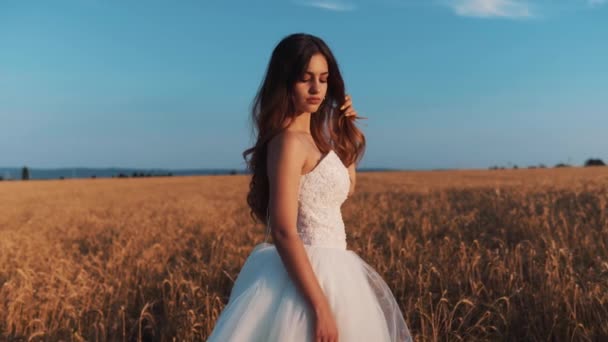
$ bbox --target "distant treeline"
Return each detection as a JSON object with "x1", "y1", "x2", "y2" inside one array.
[
  {"x1": 0, "y1": 168, "x2": 173, "y2": 181},
  {"x1": 1, "y1": 158, "x2": 605, "y2": 181},
  {"x1": 111, "y1": 172, "x2": 173, "y2": 179},
  {"x1": 489, "y1": 158, "x2": 605, "y2": 170}
]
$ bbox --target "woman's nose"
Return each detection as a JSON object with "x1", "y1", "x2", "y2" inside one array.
[{"x1": 309, "y1": 80, "x2": 320, "y2": 93}]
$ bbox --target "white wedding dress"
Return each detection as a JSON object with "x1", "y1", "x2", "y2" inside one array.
[{"x1": 206, "y1": 150, "x2": 413, "y2": 341}]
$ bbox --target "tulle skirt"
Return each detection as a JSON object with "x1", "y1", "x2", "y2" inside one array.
[{"x1": 206, "y1": 242, "x2": 412, "y2": 341}]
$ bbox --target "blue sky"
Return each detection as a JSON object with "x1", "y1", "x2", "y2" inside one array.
[{"x1": 1, "y1": 0, "x2": 606, "y2": 170}]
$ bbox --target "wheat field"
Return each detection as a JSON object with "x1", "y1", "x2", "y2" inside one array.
[{"x1": 1, "y1": 167, "x2": 607, "y2": 341}]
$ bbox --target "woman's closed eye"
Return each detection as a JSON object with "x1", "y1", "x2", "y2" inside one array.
[{"x1": 300, "y1": 78, "x2": 328, "y2": 83}]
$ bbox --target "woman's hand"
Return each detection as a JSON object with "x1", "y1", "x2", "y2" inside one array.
[
  {"x1": 314, "y1": 302, "x2": 339, "y2": 342},
  {"x1": 339, "y1": 94, "x2": 357, "y2": 118}
]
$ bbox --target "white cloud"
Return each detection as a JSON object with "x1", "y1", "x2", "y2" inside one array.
[
  {"x1": 293, "y1": 0, "x2": 357, "y2": 11},
  {"x1": 446, "y1": 0, "x2": 533, "y2": 18},
  {"x1": 587, "y1": 0, "x2": 607, "y2": 7}
]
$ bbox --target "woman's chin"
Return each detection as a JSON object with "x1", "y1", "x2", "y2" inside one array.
[
  {"x1": 306, "y1": 104, "x2": 321, "y2": 111},
  {"x1": 296, "y1": 103, "x2": 322, "y2": 113}
]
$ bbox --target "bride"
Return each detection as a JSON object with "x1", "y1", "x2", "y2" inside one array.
[{"x1": 206, "y1": 33, "x2": 412, "y2": 342}]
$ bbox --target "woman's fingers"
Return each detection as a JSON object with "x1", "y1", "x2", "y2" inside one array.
[
  {"x1": 340, "y1": 94, "x2": 351, "y2": 111},
  {"x1": 344, "y1": 110, "x2": 357, "y2": 117},
  {"x1": 340, "y1": 94, "x2": 363, "y2": 119}
]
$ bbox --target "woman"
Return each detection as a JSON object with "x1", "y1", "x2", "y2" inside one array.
[{"x1": 207, "y1": 33, "x2": 412, "y2": 342}]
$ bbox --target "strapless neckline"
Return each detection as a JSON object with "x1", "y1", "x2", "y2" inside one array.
[{"x1": 302, "y1": 150, "x2": 335, "y2": 177}]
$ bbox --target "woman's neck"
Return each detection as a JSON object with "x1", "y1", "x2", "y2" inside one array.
[{"x1": 285, "y1": 111, "x2": 312, "y2": 134}]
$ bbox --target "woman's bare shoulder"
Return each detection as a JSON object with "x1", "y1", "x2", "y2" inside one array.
[
  {"x1": 268, "y1": 131, "x2": 301, "y2": 151},
  {"x1": 267, "y1": 131, "x2": 308, "y2": 173}
]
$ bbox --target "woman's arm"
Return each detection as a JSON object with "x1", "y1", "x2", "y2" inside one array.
[
  {"x1": 347, "y1": 163, "x2": 356, "y2": 197},
  {"x1": 266, "y1": 132, "x2": 332, "y2": 314}
]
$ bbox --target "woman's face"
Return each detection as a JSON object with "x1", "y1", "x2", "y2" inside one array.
[{"x1": 293, "y1": 53, "x2": 329, "y2": 115}]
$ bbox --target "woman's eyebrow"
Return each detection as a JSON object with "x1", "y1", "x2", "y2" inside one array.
[{"x1": 305, "y1": 71, "x2": 329, "y2": 75}]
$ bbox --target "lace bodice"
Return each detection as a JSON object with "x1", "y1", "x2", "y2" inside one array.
[
  {"x1": 265, "y1": 150, "x2": 351, "y2": 249},
  {"x1": 297, "y1": 150, "x2": 350, "y2": 249}
]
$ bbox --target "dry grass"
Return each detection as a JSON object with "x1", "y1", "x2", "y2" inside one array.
[{"x1": 1, "y1": 167, "x2": 607, "y2": 341}]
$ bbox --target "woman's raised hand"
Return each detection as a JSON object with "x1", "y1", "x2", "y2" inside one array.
[
  {"x1": 340, "y1": 94, "x2": 367, "y2": 119},
  {"x1": 339, "y1": 94, "x2": 357, "y2": 118}
]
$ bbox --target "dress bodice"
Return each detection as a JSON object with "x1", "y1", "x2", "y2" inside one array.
[
  {"x1": 296, "y1": 150, "x2": 350, "y2": 249},
  {"x1": 264, "y1": 150, "x2": 351, "y2": 249}
]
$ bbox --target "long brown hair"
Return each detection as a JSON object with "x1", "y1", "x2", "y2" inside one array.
[{"x1": 242, "y1": 33, "x2": 366, "y2": 225}]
